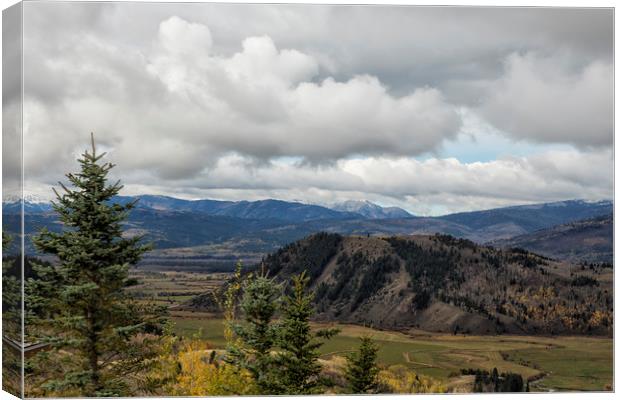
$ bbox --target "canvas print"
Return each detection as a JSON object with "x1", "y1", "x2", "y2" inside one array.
[{"x1": 1, "y1": 1, "x2": 614, "y2": 397}]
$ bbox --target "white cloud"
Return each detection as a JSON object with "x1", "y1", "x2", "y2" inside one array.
[
  {"x1": 98, "y1": 148, "x2": 610, "y2": 216},
  {"x1": 23, "y1": 16, "x2": 461, "y2": 182},
  {"x1": 158, "y1": 16, "x2": 212, "y2": 56},
  {"x1": 479, "y1": 52, "x2": 613, "y2": 147},
  {"x1": 146, "y1": 17, "x2": 461, "y2": 161}
]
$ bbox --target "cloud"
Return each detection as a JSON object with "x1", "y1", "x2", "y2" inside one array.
[
  {"x1": 479, "y1": 52, "x2": 613, "y2": 147},
  {"x1": 23, "y1": 15, "x2": 461, "y2": 182},
  {"x1": 21, "y1": 3, "x2": 613, "y2": 99},
  {"x1": 97, "y1": 148, "x2": 610, "y2": 216},
  {"x1": 146, "y1": 17, "x2": 461, "y2": 162},
  {"x1": 17, "y1": 4, "x2": 613, "y2": 213},
  {"x1": 158, "y1": 16, "x2": 213, "y2": 56}
]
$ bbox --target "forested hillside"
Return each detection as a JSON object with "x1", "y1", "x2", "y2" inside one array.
[{"x1": 253, "y1": 233, "x2": 613, "y2": 336}]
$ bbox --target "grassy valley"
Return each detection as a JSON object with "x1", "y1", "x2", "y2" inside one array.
[
  {"x1": 127, "y1": 270, "x2": 612, "y2": 392},
  {"x1": 168, "y1": 316, "x2": 612, "y2": 392},
  {"x1": 127, "y1": 230, "x2": 614, "y2": 392}
]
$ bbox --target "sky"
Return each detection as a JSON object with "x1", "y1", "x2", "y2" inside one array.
[{"x1": 6, "y1": 2, "x2": 614, "y2": 215}]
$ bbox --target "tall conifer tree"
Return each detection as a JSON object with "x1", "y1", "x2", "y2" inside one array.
[
  {"x1": 27, "y1": 134, "x2": 165, "y2": 396},
  {"x1": 276, "y1": 271, "x2": 338, "y2": 394}
]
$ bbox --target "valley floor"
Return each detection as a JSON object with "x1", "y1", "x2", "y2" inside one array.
[
  {"x1": 128, "y1": 269, "x2": 612, "y2": 393},
  {"x1": 170, "y1": 311, "x2": 612, "y2": 392}
]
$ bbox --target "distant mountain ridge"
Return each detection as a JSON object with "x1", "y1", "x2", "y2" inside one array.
[
  {"x1": 9, "y1": 195, "x2": 609, "y2": 223},
  {"x1": 9, "y1": 195, "x2": 413, "y2": 222},
  {"x1": 2, "y1": 200, "x2": 52, "y2": 214},
  {"x1": 492, "y1": 213, "x2": 613, "y2": 263},
  {"x1": 441, "y1": 200, "x2": 613, "y2": 235},
  {"x1": 3, "y1": 197, "x2": 612, "y2": 265},
  {"x1": 114, "y1": 195, "x2": 362, "y2": 222}
]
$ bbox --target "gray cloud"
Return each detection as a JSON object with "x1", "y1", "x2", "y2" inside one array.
[
  {"x1": 23, "y1": 4, "x2": 613, "y2": 94},
  {"x1": 479, "y1": 52, "x2": 612, "y2": 147},
  {"x1": 16, "y1": 2, "x2": 613, "y2": 212}
]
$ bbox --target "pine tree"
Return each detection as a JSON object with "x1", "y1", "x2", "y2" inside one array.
[
  {"x1": 2, "y1": 232, "x2": 20, "y2": 340},
  {"x1": 227, "y1": 271, "x2": 281, "y2": 394},
  {"x1": 26, "y1": 134, "x2": 165, "y2": 396},
  {"x1": 2, "y1": 232, "x2": 22, "y2": 396},
  {"x1": 344, "y1": 336, "x2": 380, "y2": 393},
  {"x1": 276, "y1": 271, "x2": 338, "y2": 394}
]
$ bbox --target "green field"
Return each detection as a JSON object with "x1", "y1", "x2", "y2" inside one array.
[{"x1": 170, "y1": 314, "x2": 612, "y2": 392}]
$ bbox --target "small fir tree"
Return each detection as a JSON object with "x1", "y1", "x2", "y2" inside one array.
[
  {"x1": 276, "y1": 271, "x2": 339, "y2": 394},
  {"x1": 227, "y1": 271, "x2": 281, "y2": 394},
  {"x1": 345, "y1": 336, "x2": 380, "y2": 393},
  {"x1": 26, "y1": 134, "x2": 165, "y2": 396}
]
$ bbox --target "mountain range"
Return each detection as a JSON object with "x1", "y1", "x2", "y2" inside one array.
[
  {"x1": 2, "y1": 196, "x2": 613, "y2": 266},
  {"x1": 117, "y1": 195, "x2": 368, "y2": 222},
  {"x1": 6, "y1": 195, "x2": 410, "y2": 222}
]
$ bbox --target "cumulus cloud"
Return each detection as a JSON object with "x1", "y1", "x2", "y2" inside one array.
[
  {"x1": 146, "y1": 16, "x2": 461, "y2": 161},
  {"x1": 479, "y1": 52, "x2": 613, "y2": 147},
  {"x1": 17, "y1": 4, "x2": 613, "y2": 213},
  {"x1": 23, "y1": 15, "x2": 461, "y2": 181}
]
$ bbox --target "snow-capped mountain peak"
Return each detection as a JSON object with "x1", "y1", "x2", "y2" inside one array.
[{"x1": 330, "y1": 200, "x2": 412, "y2": 219}]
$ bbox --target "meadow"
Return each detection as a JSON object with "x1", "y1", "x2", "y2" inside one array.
[
  {"x1": 131, "y1": 269, "x2": 613, "y2": 392},
  {"x1": 170, "y1": 313, "x2": 612, "y2": 392}
]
